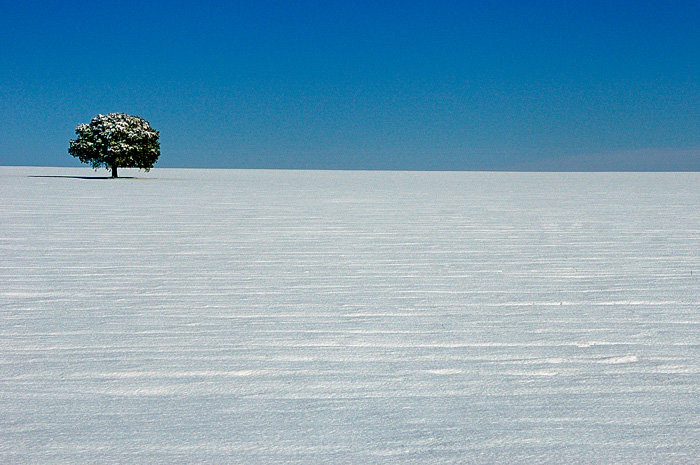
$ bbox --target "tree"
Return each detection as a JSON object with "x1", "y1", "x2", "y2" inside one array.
[{"x1": 69, "y1": 113, "x2": 160, "y2": 178}]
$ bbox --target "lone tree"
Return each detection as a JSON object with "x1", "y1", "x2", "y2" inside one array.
[{"x1": 69, "y1": 113, "x2": 160, "y2": 178}]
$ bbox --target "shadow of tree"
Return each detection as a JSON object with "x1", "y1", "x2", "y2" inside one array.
[{"x1": 28, "y1": 175, "x2": 136, "y2": 180}]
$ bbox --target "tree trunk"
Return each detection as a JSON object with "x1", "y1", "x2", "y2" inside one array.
[{"x1": 111, "y1": 165, "x2": 118, "y2": 178}]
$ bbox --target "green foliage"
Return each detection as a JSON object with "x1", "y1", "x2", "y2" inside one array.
[{"x1": 69, "y1": 113, "x2": 160, "y2": 176}]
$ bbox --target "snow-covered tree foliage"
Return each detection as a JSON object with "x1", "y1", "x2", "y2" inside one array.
[{"x1": 69, "y1": 113, "x2": 160, "y2": 178}]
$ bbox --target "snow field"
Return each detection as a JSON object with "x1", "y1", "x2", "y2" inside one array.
[{"x1": 1, "y1": 167, "x2": 699, "y2": 463}]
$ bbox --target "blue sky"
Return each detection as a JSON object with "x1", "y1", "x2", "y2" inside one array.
[{"x1": 1, "y1": 0, "x2": 699, "y2": 170}]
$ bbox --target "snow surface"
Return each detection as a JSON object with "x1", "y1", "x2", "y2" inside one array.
[{"x1": 1, "y1": 166, "x2": 699, "y2": 464}]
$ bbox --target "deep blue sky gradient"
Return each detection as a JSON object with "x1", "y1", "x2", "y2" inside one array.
[{"x1": 2, "y1": 0, "x2": 699, "y2": 170}]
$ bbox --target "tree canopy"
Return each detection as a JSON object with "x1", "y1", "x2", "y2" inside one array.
[{"x1": 69, "y1": 113, "x2": 160, "y2": 178}]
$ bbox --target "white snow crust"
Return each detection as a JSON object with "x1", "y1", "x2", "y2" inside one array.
[{"x1": 1, "y1": 167, "x2": 699, "y2": 463}]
